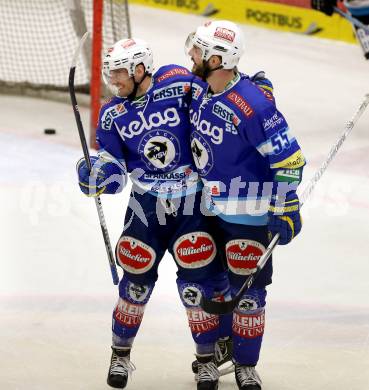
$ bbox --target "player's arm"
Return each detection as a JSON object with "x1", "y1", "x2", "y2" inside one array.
[
  {"x1": 246, "y1": 106, "x2": 305, "y2": 245},
  {"x1": 76, "y1": 103, "x2": 128, "y2": 197}
]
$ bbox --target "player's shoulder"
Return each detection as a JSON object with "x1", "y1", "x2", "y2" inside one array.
[
  {"x1": 99, "y1": 95, "x2": 125, "y2": 113},
  {"x1": 224, "y1": 76, "x2": 275, "y2": 120},
  {"x1": 98, "y1": 96, "x2": 129, "y2": 131},
  {"x1": 154, "y1": 64, "x2": 193, "y2": 84}
]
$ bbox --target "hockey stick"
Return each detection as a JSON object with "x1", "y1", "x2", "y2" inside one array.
[
  {"x1": 334, "y1": 6, "x2": 369, "y2": 59},
  {"x1": 334, "y1": 6, "x2": 369, "y2": 33},
  {"x1": 201, "y1": 93, "x2": 369, "y2": 315},
  {"x1": 69, "y1": 31, "x2": 119, "y2": 285}
]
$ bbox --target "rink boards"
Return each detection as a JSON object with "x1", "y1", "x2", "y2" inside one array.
[{"x1": 129, "y1": 0, "x2": 357, "y2": 44}]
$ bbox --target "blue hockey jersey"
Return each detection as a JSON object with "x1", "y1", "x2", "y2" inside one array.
[
  {"x1": 96, "y1": 64, "x2": 201, "y2": 198},
  {"x1": 189, "y1": 73, "x2": 305, "y2": 225}
]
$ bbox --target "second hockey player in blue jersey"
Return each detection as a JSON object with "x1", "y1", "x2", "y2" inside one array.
[{"x1": 185, "y1": 20, "x2": 306, "y2": 390}]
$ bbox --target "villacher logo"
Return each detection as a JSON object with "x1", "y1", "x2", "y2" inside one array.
[
  {"x1": 226, "y1": 239, "x2": 265, "y2": 275},
  {"x1": 174, "y1": 231, "x2": 216, "y2": 269},
  {"x1": 116, "y1": 236, "x2": 156, "y2": 274}
]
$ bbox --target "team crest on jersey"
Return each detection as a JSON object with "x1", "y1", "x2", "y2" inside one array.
[
  {"x1": 116, "y1": 236, "x2": 156, "y2": 274},
  {"x1": 180, "y1": 284, "x2": 204, "y2": 306},
  {"x1": 138, "y1": 129, "x2": 180, "y2": 171},
  {"x1": 190, "y1": 132, "x2": 214, "y2": 176},
  {"x1": 226, "y1": 239, "x2": 265, "y2": 275},
  {"x1": 101, "y1": 103, "x2": 128, "y2": 130},
  {"x1": 153, "y1": 82, "x2": 190, "y2": 102},
  {"x1": 174, "y1": 232, "x2": 216, "y2": 269}
]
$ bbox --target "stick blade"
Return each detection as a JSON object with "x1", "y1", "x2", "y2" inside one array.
[
  {"x1": 71, "y1": 31, "x2": 90, "y2": 68},
  {"x1": 200, "y1": 296, "x2": 237, "y2": 315}
]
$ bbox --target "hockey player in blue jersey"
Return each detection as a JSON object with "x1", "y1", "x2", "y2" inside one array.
[
  {"x1": 185, "y1": 21, "x2": 306, "y2": 389},
  {"x1": 76, "y1": 38, "x2": 233, "y2": 390}
]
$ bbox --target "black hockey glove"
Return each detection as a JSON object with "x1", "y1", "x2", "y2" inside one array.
[{"x1": 311, "y1": 0, "x2": 337, "y2": 16}]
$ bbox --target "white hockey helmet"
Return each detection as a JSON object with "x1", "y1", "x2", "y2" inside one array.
[
  {"x1": 185, "y1": 20, "x2": 244, "y2": 69},
  {"x1": 102, "y1": 38, "x2": 154, "y2": 80}
]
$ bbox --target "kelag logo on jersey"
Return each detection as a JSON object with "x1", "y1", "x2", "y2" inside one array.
[
  {"x1": 116, "y1": 107, "x2": 180, "y2": 140},
  {"x1": 152, "y1": 82, "x2": 190, "y2": 102},
  {"x1": 138, "y1": 129, "x2": 180, "y2": 171},
  {"x1": 101, "y1": 103, "x2": 128, "y2": 130},
  {"x1": 190, "y1": 132, "x2": 214, "y2": 176},
  {"x1": 189, "y1": 108, "x2": 223, "y2": 145}
]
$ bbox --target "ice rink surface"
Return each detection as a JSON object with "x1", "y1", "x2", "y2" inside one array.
[{"x1": 1, "y1": 4, "x2": 369, "y2": 390}]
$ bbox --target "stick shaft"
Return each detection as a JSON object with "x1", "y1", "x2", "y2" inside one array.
[
  {"x1": 69, "y1": 32, "x2": 119, "y2": 285},
  {"x1": 201, "y1": 94, "x2": 369, "y2": 314}
]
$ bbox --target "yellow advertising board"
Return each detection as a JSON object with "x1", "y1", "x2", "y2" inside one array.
[{"x1": 129, "y1": 0, "x2": 356, "y2": 44}]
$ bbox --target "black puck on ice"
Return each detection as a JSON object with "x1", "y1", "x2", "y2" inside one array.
[{"x1": 44, "y1": 128, "x2": 56, "y2": 135}]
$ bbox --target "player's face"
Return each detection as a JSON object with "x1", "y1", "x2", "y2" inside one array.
[
  {"x1": 108, "y1": 68, "x2": 134, "y2": 97},
  {"x1": 189, "y1": 45, "x2": 206, "y2": 78}
]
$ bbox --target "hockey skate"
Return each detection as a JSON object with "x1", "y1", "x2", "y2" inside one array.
[
  {"x1": 196, "y1": 355, "x2": 220, "y2": 390},
  {"x1": 107, "y1": 347, "x2": 135, "y2": 389},
  {"x1": 192, "y1": 337, "x2": 234, "y2": 377},
  {"x1": 235, "y1": 364, "x2": 262, "y2": 390}
]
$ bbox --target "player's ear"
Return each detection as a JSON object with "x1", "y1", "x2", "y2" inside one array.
[
  {"x1": 135, "y1": 63, "x2": 145, "y2": 78},
  {"x1": 209, "y1": 55, "x2": 222, "y2": 68}
]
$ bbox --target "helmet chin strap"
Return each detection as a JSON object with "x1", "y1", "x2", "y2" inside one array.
[
  {"x1": 202, "y1": 60, "x2": 223, "y2": 81},
  {"x1": 127, "y1": 72, "x2": 149, "y2": 101}
]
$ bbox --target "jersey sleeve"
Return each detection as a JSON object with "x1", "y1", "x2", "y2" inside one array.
[{"x1": 245, "y1": 105, "x2": 305, "y2": 172}]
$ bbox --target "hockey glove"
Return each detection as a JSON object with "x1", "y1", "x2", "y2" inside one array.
[
  {"x1": 268, "y1": 192, "x2": 302, "y2": 245},
  {"x1": 250, "y1": 71, "x2": 274, "y2": 95},
  {"x1": 76, "y1": 154, "x2": 127, "y2": 197},
  {"x1": 311, "y1": 0, "x2": 337, "y2": 16}
]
